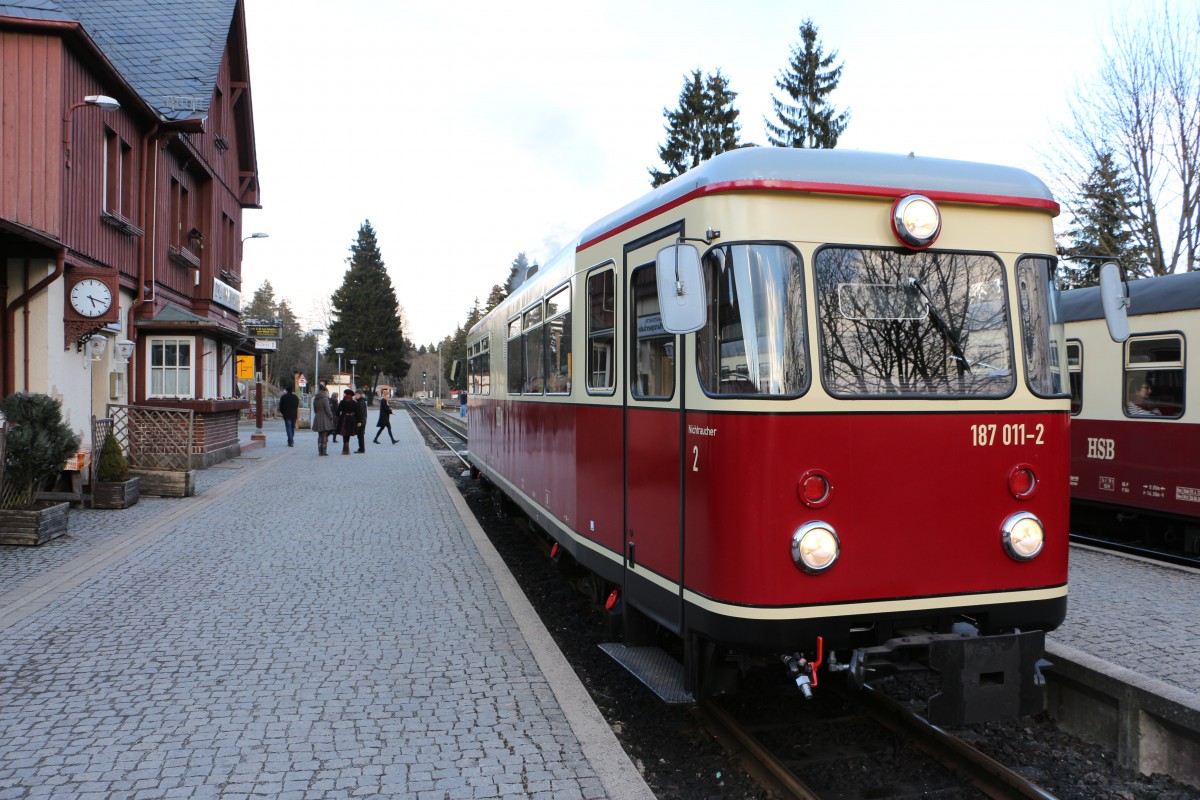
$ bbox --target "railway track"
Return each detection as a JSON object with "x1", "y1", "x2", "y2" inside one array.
[
  {"x1": 403, "y1": 401, "x2": 469, "y2": 468},
  {"x1": 701, "y1": 680, "x2": 1060, "y2": 800}
]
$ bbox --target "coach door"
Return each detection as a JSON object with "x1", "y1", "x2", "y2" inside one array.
[{"x1": 624, "y1": 255, "x2": 685, "y2": 634}]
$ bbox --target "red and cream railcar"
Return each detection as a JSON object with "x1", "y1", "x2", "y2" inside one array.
[
  {"x1": 1061, "y1": 271, "x2": 1200, "y2": 548},
  {"x1": 466, "y1": 148, "x2": 1074, "y2": 724}
]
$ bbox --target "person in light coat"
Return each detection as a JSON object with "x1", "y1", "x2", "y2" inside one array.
[{"x1": 311, "y1": 385, "x2": 336, "y2": 456}]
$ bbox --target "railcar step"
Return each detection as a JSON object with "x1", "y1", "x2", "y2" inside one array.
[{"x1": 598, "y1": 643, "x2": 694, "y2": 704}]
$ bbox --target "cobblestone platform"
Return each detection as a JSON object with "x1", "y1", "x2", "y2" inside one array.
[
  {"x1": 0, "y1": 417, "x2": 653, "y2": 800},
  {"x1": 1049, "y1": 546, "x2": 1198, "y2": 700}
]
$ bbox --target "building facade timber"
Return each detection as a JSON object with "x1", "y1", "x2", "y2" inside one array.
[{"x1": 0, "y1": 0, "x2": 259, "y2": 453}]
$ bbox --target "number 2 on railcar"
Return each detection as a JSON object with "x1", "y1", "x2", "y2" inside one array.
[{"x1": 464, "y1": 148, "x2": 1127, "y2": 725}]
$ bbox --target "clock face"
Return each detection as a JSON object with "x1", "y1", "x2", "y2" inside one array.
[{"x1": 70, "y1": 278, "x2": 113, "y2": 318}]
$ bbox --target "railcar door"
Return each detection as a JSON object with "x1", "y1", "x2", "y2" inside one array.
[{"x1": 624, "y1": 243, "x2": 685, "y2": 635}]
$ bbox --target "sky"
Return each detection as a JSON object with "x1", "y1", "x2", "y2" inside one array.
[{"x1": 239, "y1": 0, "x2": 1153, "y2": 347}]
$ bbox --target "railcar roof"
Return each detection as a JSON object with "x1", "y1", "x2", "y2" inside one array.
[
  {"x1": 1060, "y1": 270, "x2": 1200, "y2": 322},
  {"x1": 579, "y1": 148, "x2": 1057, "y2": 249}
]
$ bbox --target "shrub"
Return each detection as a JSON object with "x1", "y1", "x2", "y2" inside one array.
[
  {"x1": 95, "y1": 431, "x2": 129, "y2": 482},
  {"x1": 1, "y1": 392, "x2": 81, "y2": 508}
]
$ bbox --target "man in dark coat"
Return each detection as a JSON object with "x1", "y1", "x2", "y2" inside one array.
[
  {"x1": 279, "y1": 386, "x2": 300, "y2": 447},
  {"x1": 354, "y1": 389, "x2": 368, "y2": 453}
]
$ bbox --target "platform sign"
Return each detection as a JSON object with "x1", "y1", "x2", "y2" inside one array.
[
  {"x1": 254, "y1": 339, "x2": 278, "y2": 351},
  {"x1": 243, "y1": 319, "x2": 282, "y2": 339},
  {"x1": 236, "y1": 355, "x2": 255, "y2": 380}
]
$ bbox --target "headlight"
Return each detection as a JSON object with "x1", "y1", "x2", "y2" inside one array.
[
  {"x1": 1001, "y1": 512, "x2": 1045, "y2": 561},
  {"x1": 891, "y1": 194, "x2": 941, "y2": 249},
  {"x1": 791, "y1": 522, "x2": 840, "y2": 574}
]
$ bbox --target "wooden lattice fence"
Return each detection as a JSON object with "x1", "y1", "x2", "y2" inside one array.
[{"x1": 106, "y1": 404, "x2": 194, "y2": 471}]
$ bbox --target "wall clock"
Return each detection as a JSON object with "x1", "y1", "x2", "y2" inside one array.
[{"x1": 69, "y1": 277, "x2": 113, "y2": 318}]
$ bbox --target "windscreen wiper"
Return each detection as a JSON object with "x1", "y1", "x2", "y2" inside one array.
[{"x1": 906, "y1": 278, "x2": 970, "y2": 375}]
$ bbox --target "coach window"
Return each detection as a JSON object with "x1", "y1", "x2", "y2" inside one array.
[
  {"x1": 545, "y1": 286, "x2": 571, "y2": 394},
  {"x1": 632, "y1": 265, "x2": 675, "y2": 399},
  {"x1": 1066, "y1": 340, "x2": 1082, "y2": 415},
  {"x1": 468, "y1": 336, "x2": 491, "y2": 396},
  {"x1": 1017, "y1": 256, "x2": 1068, "y2": 398},
  {"x1": 587, "y1": 267, "x2": 616, "y2": 393},
  {"x1": 507, "y1": 318, "x2": 523, "y2": 393},
  {"x1": 697, "y1": 243, "x2": 806, "y2": 396},
  {"x1": 523, "y1": 302, "x2": 546, "y2": 394},
  {"x1": 1124, "y1": 334, "x2": 1184, "y2": 418}
]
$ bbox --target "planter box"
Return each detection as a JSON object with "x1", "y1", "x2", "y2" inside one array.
[
  {"x1": 0, "y1": 501, "x2": 70, "y2": 546},
  {"x1": 90, "y1": 477, "x2": 141, "y2": 509},
  {"x1": 128, "y1": 469, "x2": 195, "y2": 497}
]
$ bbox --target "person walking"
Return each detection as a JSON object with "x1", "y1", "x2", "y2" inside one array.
[
  {"x1": 459, "y1": 389, "x2": 467, "y2": 418},
  {"x1": 374, "y1": 396, "x2": 398, "y2": 444},
  {"x1": 311, "y1": 384, "x2": 336, "y2": 456},
  {"x1": 354, "y1": 389, "x2": 368, "y2": 453},
  {"x1": 279, "y1": 385, "x2": 300, "y2": 447},
  {"x1": 336, "y1": 389, "x2": 358, "y2": 455}
]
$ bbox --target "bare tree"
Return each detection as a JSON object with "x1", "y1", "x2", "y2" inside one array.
[{"x1": 1053, "y1": 2, "x2": 1199, "y2": 276}]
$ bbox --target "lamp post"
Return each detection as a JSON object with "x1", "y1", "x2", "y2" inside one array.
[
  {"x1": 242, "y1": 232, "x2": 269, "y2": 243},
  {"x1": 350, "y1": 359, "x2": 357, "y2": 391},
  {"x1": 335, "y1": 347, "x2": 344, "y2": 375},
  {"x1": 63, "y1": 94, "x2": 120, "y2": 168},
  {"x1": 310, "y1": 328, "x2": 323, "y2": 398}
]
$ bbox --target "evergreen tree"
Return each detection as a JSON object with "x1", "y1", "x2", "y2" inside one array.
[
  {"x1": 765, "y1": 20, "x2": 850, "y2": 149},
  {"x1": 485, "y1": 284, "x2": 507, "y2": 313},
  {"x1": 1059, "y1": 150, "x2": 1144, "y2": 288},
  {"x1": 506, "y1": 253, "x2": 533, "y2": 294},
  {"x1": 649, "y1": 69, "x2": 742, "y2": 187},
  {"x1": 327, "y1": 220, "x2": 409, "y2": 397}
]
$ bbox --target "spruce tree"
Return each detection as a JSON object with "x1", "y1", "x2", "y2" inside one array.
[
  {"x1": 506, "y1": 253, "x2": 533, "y2": 294},
  {"x1": 1060, "y1": 151, "x2": 1144, "y2": 288},
  {"x1": 649, "y1": 69, "x2": 742, "y2": 187},
  {"x1": 765, "y1": 20, "x2": 850, "y2": 149},
  {"x1": 327, "y1": 220, "x2": 409, "y2": 397}
]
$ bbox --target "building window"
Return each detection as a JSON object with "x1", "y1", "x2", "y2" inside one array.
[
  {"x1": 202, "y1": 338, "x2": 218, "y2": 399},
  {"x1": 148, "y1": 337, "x2": 193, "y2": 398},
  {"x1": 221, "y1": 344, "x2": 233, "y2": 398},
  {"x1": 587, "y1": 266, "x2": 615, "y2": 393},
  {"x1": 103, "y1": 128, "x2": 133, "y2": 218},
  {"x1": 1124, "y1": 334, "x2": 1184, "y2": 418}
]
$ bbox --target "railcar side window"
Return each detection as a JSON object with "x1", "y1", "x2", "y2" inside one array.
[
  {"x1": 814, "y1": 248, "x2": 1014, "y2": 397},
  {"x1": 545, "y1": 286, "x2": 571, "y2": 394},
  {"x1": 467, "y1": 336, "x2": 490, "y2": 396},
  {"x1": 523, "y1": 302, "x2": 545, "y2": 394},
  {"x1": 507, "y1": 318, "x2": 522, "y2": 393},
  {"x1": 697, "y1": 243, "x2": 807, "y2": 396},
  {"x1": 1123, "y1": 334, "x2": 1185, "y2": 418},
  {"x1": 1066, "y1": 340, "x2": 1082, "y2": 415},
  {"x1": 632, "y1": 266, "x2": 674, "y2": 399},
  {"x1": 587, "y1": 267, "x2": 616, "y2": 393},
  {"x1": 1017, "y1": 256, "x2": 1068, "y2": 398}
]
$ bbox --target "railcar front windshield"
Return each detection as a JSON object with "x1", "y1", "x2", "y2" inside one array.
[{"x1": 814, "y1": 247, "x2": 1015, "y2": 398}]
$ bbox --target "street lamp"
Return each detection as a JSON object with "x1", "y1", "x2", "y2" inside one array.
[
  {"x1": 242, "y1": 232, "x2": 269, "y2": 242},
  {"x1": 310, "y1": 328, "x2": 323, "y2": 397},
  {"x1": 350, "y1": 359, "x2": 357, "y2": 390},
  {"x1": 63, "y1": 94, "x2": 120, "y2": 168},
  {"x1": 335, "y1": 347, "x2": 345, "y2": 374}
]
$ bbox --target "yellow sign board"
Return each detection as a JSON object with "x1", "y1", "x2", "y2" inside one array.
[{"x1": 236, "y1": 355, "x2": 255, "y2": 380}]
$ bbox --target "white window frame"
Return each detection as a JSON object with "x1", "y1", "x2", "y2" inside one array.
[
  {"x1": 147, "y1": 336, "x2": 194, "y2": 399},
  {"x1": 202, "y1": 337, "x2": 218, "y2": 399}
]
